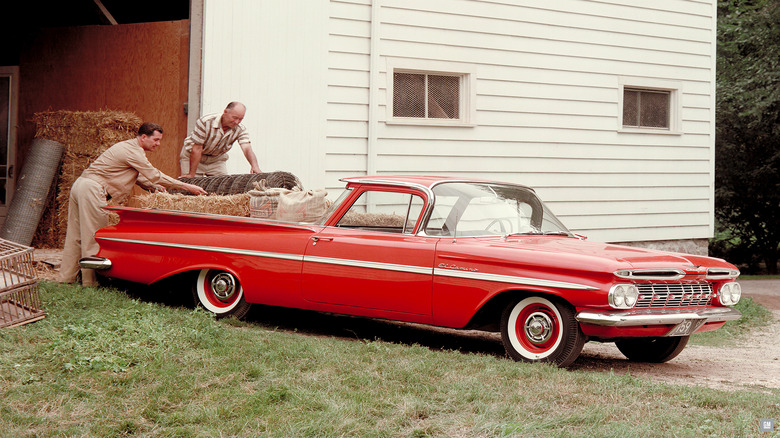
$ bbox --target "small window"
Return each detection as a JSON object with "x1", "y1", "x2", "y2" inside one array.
[
  {"x1": 622, "y1": 88, "x2": 670, "y2": 129},
  {"x1": 336, "y1": 190, "x2": 424, "y2": 234},
  {"x1": 393, "y1": 72, "x2": 460, "y2": 119},
  {"x1": 386, "y1": 60, "x2": 475, "y2": 126}
]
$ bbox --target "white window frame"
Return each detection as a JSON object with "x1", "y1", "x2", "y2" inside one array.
[
  {"x1": 386, "y1": 59, "x2": 476, "y2": 127},
  {"x1": 618, "y1": 77, "x2": 682, "y2": 135}
]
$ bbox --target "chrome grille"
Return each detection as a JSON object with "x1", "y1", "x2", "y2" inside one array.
[{"x1": 635, "y1": 283, "x2": 714, "y2": 308}]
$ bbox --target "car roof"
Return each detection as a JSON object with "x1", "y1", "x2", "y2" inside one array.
[{"x1": 341, "y1": 175, "x2": 533, "y2": 191}]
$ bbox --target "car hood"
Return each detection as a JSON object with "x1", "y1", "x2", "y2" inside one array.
[{"x1": 458, "y1": 235, "x2": 735, "y2": 274}]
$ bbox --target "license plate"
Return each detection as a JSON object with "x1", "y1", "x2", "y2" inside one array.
[{"x1": 665, "y1": 319, "x2": 706, "y2": 337}]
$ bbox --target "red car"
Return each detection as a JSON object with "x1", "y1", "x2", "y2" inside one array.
[{"x1": 81, "y1": 176, "x2": 742, "y2": 366}]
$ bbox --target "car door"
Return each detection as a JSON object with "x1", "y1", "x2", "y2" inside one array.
[{"x1": 301, "y1": 188, "x2": 436, "y2": 317}]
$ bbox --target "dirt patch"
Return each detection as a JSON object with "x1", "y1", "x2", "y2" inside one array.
[
  {"x1": 33, "y1": 249, "x2": 62, "y2": 281},
  {"x1": 572, "y1": 309, "x2": 780, "y2": 392},
  {"x1": 31, "y1": 248, "x2": 780, "y2": 391}
]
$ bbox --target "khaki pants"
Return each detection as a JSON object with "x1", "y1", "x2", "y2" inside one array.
[
  {"x1": 59, "y1": 177, "x2": 109, "y2": 286},
  {"x1": 179, "y1": 148, "x2": 229, "y2": 177}
]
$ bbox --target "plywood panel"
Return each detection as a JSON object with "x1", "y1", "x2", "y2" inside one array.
[{"x1": 17, "y1": 20, "x2": 190, "y2": 183}]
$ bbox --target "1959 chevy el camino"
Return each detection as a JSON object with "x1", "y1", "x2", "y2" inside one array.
[{"x1": 81, "y1": 176, "x2": 742, "y2": 367}]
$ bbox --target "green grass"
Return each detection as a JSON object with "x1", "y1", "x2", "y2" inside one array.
[
  {"x1": 1, "y1": 281, "x2": 778, "y2": 437},
  {"x1": 740, "y1": 274, "x2": 780, "y2": 280}
]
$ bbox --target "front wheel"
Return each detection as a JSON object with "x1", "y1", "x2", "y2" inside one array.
[
  {"x1": 500, "y1": 296, "x2": 585, "y2": 367},
  {"x1": 193, "y1": 269, "x2": 252, "y2": 319},
  {"x1": 615, "y1": 336, "x2": 689, "y2": 363}
]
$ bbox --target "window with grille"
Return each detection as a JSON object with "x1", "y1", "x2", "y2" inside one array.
[
  {"x1": 393, "y1": 72, "x2": 461, "y2": 119},
  {"x1": 622, "y1": 88, "x2": 670, "y2": 129},
  {"x1": 386, "y1": 61, "x2": 474, "y2": 126}
]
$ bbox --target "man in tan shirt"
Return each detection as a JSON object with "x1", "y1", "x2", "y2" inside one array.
[
  {"x1": 59, "y1": 122, "x2": 207, "y2": 286},
  {"x1": 179, "y1": 101, "x2": 261, "y2": 177}
]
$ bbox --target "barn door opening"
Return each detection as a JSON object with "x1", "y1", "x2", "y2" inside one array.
[{"x1": 0, "y1": 66, "x2": 19, "y2": 228}]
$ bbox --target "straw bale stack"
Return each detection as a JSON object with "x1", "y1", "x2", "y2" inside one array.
[
  {"x1": 339, "y1": 212, "x2": 407, "y2": 228},
  {"x1": 31, "y1": 110, "x2": 142, "y2": 248},
  {"x1": 134, "y1": 193, "x2": 251, "y2": 217}
]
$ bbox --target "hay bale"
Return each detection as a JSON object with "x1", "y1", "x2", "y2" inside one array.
[
  {"x1": 30, "y1": 110, "x2": 142, "y2": 248},
  {"x1": 32, "y1": 110, "x2": 141, "y2": 157},
  {"x1": 134, "y1": 193, "x2": 251, "y2": 217},
  {"x1": 339, "y1": 212, "x2": 407, "y2": 228}
]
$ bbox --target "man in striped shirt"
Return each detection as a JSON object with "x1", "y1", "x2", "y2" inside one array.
[{"x1": 179, "y1": 102, "x2": 262, "y2": 178}]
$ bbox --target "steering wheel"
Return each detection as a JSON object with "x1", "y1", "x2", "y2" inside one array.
[{"x1": 484, "y1": 218, "x2": 510, "y2": 234}]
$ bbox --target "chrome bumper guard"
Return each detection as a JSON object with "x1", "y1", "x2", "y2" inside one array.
[
  {"x1": 576, "y1": 306, "x2": 742, "y2": 327},
  {"x1": 79, "y1": 256, "x2": 112, "y2": 270}
]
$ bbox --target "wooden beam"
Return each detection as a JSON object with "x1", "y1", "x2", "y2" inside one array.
[{"x1": 92, "y1": 0, "x2": 118, "y2": 25}]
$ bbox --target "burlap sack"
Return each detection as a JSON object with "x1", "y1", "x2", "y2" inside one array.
[{"x1": 249, "y1": 186, "x2": 328, "y2": 222}]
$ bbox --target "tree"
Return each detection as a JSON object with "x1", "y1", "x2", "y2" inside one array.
[{"x1": 715, "y1": 0, "x2": 780, "y2": 273}]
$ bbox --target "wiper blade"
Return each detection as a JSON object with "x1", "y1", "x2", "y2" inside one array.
[
  {"x1": 503, "y1": 230, "x2": 572, "y2": 239},
  {"x1": 503, "y1": 231, "x2": 542, "y2": 238},
  {"x1": 543, "y1": 231, "x2": 572, "y2": 236}
]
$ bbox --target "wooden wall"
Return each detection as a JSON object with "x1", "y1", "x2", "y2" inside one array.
[{"x1": 17, "y1": 20, "x2": 190, "y2": 180}]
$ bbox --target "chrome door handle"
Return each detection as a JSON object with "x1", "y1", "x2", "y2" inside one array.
[{"x1": 311, "y1": 236, "x2": 334, "y2": 245}]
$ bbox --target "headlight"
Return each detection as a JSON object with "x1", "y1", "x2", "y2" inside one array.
[
  {"x1": 609, "y1": 284, "x2": 640, "y2": 309},
  {"x1": 719, "y1": 282, "x2": 742, "y2": 306}
]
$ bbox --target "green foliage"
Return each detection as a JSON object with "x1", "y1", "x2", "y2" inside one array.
[
  {"x1": 715, "y1": 0, "x2": 780, "y2": 273},
  {"x1": 0, "y1": 282, "x2": 777, "y2": 437}
]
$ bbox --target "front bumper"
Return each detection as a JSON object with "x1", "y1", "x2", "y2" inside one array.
[
  {"x1": 576, "y1": 306, "x2": 742, "y2": 327},
  {"x1": 79, "y1": 256, "x2": 112, "y2": 270}
]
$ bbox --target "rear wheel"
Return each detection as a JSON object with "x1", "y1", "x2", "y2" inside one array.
[
  {"x1": 615, "y1": 336, "x2": 689, "y2": 363},
  {"x1": 500, "y1": 296, "x2": 585, "y2": 367},
  {"x1": 193, "y1": 269, "x2": 251, "y2": 319}
]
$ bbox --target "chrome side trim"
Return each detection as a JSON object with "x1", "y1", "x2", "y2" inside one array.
[
  {"x1": 434, "y1": 268, "x2": 599, "y2": 291},
  {"x1": 96, "y1": 237, "x2": 304, "y2": 262},
  {"x1": 304, "y1": 255, "x2": 432, "y2": 275},
  {"x1": 79, "y1": 256, "x2": 112, "y2": 270},
  {"x1": 576, "y1": 306, "x2": 742, "y2": 327},
  {"x1": 97, "y1": 237, "x2": 598, "y2": 290}
]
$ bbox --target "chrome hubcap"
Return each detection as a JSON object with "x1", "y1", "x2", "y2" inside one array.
[
  {"x1": 210, "y1": 273, "x2": 237, "y2": 301},
  {"x1": 524, "y1": 311, "x2": 553, "y2": 344}
]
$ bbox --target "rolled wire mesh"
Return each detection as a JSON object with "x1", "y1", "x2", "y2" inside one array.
[
  {"x1": 0, "y1": 138, "x2": 64, "y2": 246},
  {"x1": 176, "y1": 171, "x2": 302, "y2": 195}
]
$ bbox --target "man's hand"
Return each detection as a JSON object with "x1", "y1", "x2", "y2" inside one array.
[
  {"x1": 250, "y1": 165, "x2": 262, "y2": 174},
  {"x1": 179, "y1": 173, "x2": 195, "y2": 179},
  {"x1": 183, "y1": 183, "x2": 207, "y2": 195}
]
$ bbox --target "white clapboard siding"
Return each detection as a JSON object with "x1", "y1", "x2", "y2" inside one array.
[
  {"x1": 201, "y1": 0, "x2": 717, "y2": 244},
  {"x1": 202, "y1": 0, "x2": 330, "y2": 189}
]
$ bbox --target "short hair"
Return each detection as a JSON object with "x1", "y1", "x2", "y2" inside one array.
[
  {"x1": 225, "y1": 101, "x2": 245, "y2": 111},
  {"x1": 138, "y1": 122, "x2": 163, "y2": 136}
]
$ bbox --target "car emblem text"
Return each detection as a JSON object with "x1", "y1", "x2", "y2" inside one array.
[{"x1": 438, "y1": 263, "x2": 478, "y2": 272}]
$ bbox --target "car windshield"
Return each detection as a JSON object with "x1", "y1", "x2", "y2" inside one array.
[{"x1": 423, "y1": 182, "x2": 572, "y2": 237}]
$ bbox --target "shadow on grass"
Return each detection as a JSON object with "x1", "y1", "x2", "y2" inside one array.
[{"x1": 102, "y1": 275, "x2": 507, "y2": 360}]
